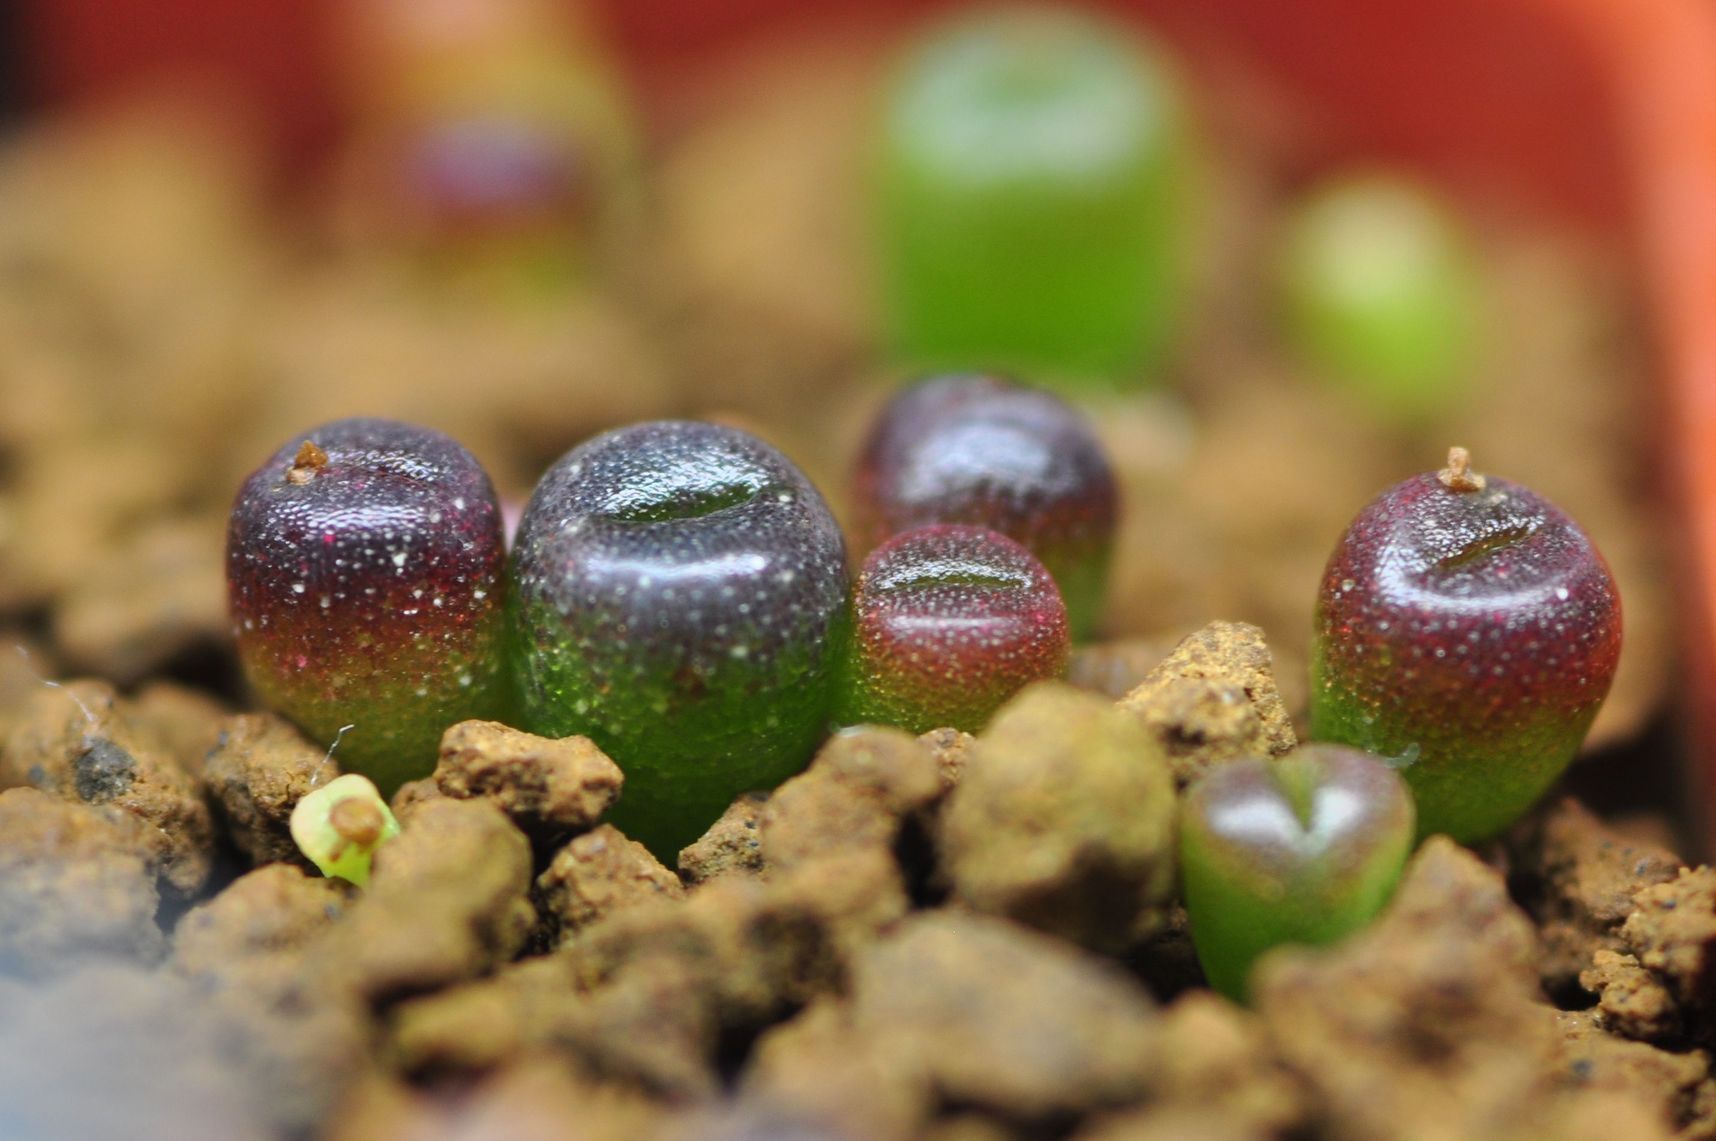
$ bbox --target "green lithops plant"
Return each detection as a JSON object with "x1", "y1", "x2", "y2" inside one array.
[
  {"x1": 876, "y1": 4, "x2": 1188, "y2": 385},
  {"x1": 1276, "y1": 171, "x2": 1482, "y2": 421},
  {"x1": 1180, "y1": 744, "x2": 1416, "y2": 1002},
  {"x1": 836, "y1": 524, "x2": 1070, "y2": 734}
]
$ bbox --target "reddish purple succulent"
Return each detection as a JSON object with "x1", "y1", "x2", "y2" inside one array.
[
  {"x1": 853, "y1": 374, "x2": 1117, "y2": 638},
  {"x1": 838, "y1": 524, "x2": 1070, "y2": 733},
  {"x1": 227, "y1": 418, "x2": 510, "y2": 793},
  {"x1": 1310, "y1": 449, "x2": 1622, "y2": 841}
]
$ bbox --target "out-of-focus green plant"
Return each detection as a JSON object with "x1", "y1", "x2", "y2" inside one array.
[
  {"x1": 1275, "y1": 171, "x2": 1482, "y2": 421},
  {"x1": 876, "y1": 5, "x2": 1189, "y2": 388}
]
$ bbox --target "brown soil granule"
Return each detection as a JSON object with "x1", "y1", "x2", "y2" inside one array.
[
  {"x1": 171, "y1": 863, "x2": 350, "y2": 979},
  {"x1": 535, "y1": 823, "x2": 685, "y2": 947},
  {"x1": 1150, "y1": 992, "x2": 1307, "y2": 1130},
  {"x1": 848, "y1": 911, "x2": 1161, "y2": 1122},
  {"x1": 1118, "y1": 620, "x2": 1297, "y2": 787},
  {"x1": 741, "y1": 997, "x2": 933, "y2": 1137},
  {"x1": 202, "y1": 712, "x2": 336, "y2": 867},
  {"x1": 1075, "y1": 992, "x2": 1307, "y2": 1139},
  {"x1": 562, "y1": 957, "x2": 724, "y2": 1099},
  {"x1": 916, "y1": 725, "x2": 976, "y2": 788},
  {"x1": 1, "y1": 678, "x2": 212, "y2": 897},
  {"x1": 1553, "y1": 1008, "x2": 1716, "y2": 1134},
  {"x1": 1505, "y1": 796, "x2": 1684, "y2": 997},
  {"x1": 0, "y1": 786, "x2": 163, "y2": 977},
  {"x1": 433, "y1": 720, "x2": 624, "y2": 842},
  {"x1": 387, "y1": 954, "x2": 587, "y2": 1077},
  {"x1": 761, "y1": 725, "x2": 944, "y2": 872},
  {"x1": 1256, "y1": 836, "x2": 1539, "y2": 1133},
  {"x1": 939, "y1": 683, "x2": 1177, "y2": 954},
  {"x1": 392, "y1": 952, "x2": 721, "y2": 1100},
  {"x1": 1582, "y1": 950, "x2": 1684, "y2": 1042},
  {"x1": 389, "y1": 774, "x2": 446, "y2": 819},
  {"x1": 573, "y1": 844, "x2": 906, "y2": 1024},
  {"x1": 678, "y1": 790, "x2": 769, "y2": 885},
  {"x1": 1617, "y1": 866, "x2": 1716, "y2": 1031}
]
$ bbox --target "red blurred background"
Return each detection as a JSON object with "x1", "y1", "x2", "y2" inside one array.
[{"x1": 18, "y1": 0, "x2": 1630, "y2": 223}]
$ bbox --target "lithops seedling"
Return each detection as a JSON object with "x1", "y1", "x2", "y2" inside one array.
[
  {"x1": 290, "y1": 773, "x2": 402, "y2": 888},
  {"x1": 1180, "y1": 744, "x2": 1416, "y2": 1002}
]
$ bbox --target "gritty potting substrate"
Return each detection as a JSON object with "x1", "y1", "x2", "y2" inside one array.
[{"x1": 0, "y1": 623, "x2": 1709, "y2": 1138}]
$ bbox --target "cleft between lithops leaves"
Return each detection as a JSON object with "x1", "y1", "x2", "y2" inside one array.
[
  {"x1": 1269, "y1": 751, "x2": 1323, "y2": 832},
  {"x1": 598, "y1": 478, "x2": 764, "y2": 524},
  {"x1": 872, "y1": 556, "x2": 1033, "y2": 594},
  {"x1": 1434, "y1": 524, "x2": 1535, "y2": 571}
]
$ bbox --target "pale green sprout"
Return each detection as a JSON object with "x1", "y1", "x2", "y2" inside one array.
[
  {"x1": 289, "y1": 773, "x2": 401, "y2": 887},
  {"x1": 1275, "y1": 171, "x2": 1483, "y2": 422}
]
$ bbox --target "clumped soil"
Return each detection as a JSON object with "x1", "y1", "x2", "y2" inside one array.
[
  {"x1": 0, "y1": 23, "x2": 1695, "y2": 1141},
  {"x1": 4, "y1": 630, "x2": 1713, "y2": 1140}
]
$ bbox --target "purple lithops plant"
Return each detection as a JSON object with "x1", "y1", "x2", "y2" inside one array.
[
  {"x1": 509, "y1": 420, "x2": 850, "y2": 858},
  {"x1": 1311, "y1": 447, "x2": 1622, "y2": 842},
  {"x1": 853, "y1": 374, "x2": 1117, "y2": 638},
  {"x1": 838, "y1": 524, "x2": 1070, "y2": 734},
  {"x1": 227, "y1": 418, "x2": 510, "y2": 792}
]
